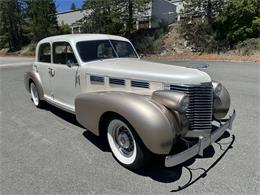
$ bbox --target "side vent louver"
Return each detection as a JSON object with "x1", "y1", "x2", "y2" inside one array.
[
  {"x1": 109, "y1": 78, "x2": 125, "y2": 86},
  {"x1": 131, "y1": 80, "x2": 150, "y2": 89},
  {"x1": 90, "y1": 75, "x2": 104, "y2": 84}
]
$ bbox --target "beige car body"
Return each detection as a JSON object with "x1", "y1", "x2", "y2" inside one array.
[{"x1": 25, "y1": 34, "x2": 235, "y2": 167}]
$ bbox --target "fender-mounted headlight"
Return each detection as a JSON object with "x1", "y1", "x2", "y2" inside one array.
[
  {"x1": 213, "y1": 82, "x2": 222, "y2": 97},
  {"x1": 180, "y1": 96, "x2": 189, "y2": 112},
  {"x1": 152, "y1": 91, "x2": 189, "y2": 113}
]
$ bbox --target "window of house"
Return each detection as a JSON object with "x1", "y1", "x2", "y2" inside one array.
[
  {"x1": 53, "y1": 42, "x2": 78, "y2": 65},
  {"x1": 38, "y1": 43, "x2": 51, "y2": 63}
]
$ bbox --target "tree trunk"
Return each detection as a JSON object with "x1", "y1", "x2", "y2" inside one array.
[{"x1": 126, "y1": 0, "x2": 133, "y2": 37}]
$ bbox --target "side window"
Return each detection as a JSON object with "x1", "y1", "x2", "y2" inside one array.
[
  {"x1": 53, "y1": 42, "x2": 78, "y2": 65},
  {"x1": 38, "y1": 43, "x2": 51, "y2": 63}
]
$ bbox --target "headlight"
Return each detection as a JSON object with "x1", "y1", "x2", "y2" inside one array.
[
  {"x1": 180, "y1": 96, "x2": 189, "y2": 112},
  {"x1": 152, "y1": 90, "x2": 189, "y2": 113},
  {"x1": 213, "y1": 82, "x2": 222, "y2": 97}
]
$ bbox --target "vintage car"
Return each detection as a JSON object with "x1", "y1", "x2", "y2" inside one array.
[{"x1": 24, "y1": 34, "x2": 235, "y2": 170}]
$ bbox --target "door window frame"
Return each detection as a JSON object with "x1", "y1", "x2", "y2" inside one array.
[
  {"x1": 38, "y1": 42, "x2": 52, "y2": 63},
  {"x1": 52, "y1": 41, "x2": 79, "y2": 66}
]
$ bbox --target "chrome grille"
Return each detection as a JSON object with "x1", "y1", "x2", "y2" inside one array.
[{"x1": 170, "y1": 83, "x2": 213, "y2": 131}]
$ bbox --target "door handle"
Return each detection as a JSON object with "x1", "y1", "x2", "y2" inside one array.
[{"x1": 48, "y1": 68, "x2": 55, "y2": 77}]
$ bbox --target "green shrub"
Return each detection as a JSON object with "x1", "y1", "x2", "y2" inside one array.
[
  {"x1": 130, "y1": 28, "x2": 167, "y2": 54},
  {"x1": 235, "y1": 38, "x2": 260, "y2": 55},
  {"x1": 180, "y1": 21, "x2": 221, "y2": 53},
  {"x1": 59, "y1": 23, "x2": 71, "y2": 35}
]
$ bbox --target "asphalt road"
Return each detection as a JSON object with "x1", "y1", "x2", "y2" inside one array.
[
  {"x1": 0, "y1": 58, "x2": 259, "y2": 194},
  {"x1": 0, "y1": 56, "x2": 34, "y2": 65}
]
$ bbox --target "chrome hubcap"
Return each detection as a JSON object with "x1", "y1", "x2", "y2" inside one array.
[{"x1": 114, "y1": 125, "x2": 134, "y2": 157}]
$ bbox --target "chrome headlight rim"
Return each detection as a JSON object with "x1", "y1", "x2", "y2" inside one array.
[
  {"x1": 180, "y1": 95, "x2": 190, "y2": 112},
  {"x1": 213, "y1": 82, "x2": 223, "y2": 97}
]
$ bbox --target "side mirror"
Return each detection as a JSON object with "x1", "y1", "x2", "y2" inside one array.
[
  {"x1": 139, "y1": 54, "x2": 144, "y2": 59},
  {"x1": 66, "y1": 59, "x2": 75, "y2": 68}
]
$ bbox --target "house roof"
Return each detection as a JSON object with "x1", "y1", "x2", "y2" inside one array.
[{"x1": 56, "y1": 9, "x2": 83, "y2": 15}]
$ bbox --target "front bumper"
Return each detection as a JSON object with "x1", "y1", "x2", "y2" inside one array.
[{"x1": 165, "y1": 110, "x2": 236, "y2": 167}]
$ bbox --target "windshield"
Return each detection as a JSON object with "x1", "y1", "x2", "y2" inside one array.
[{"x1": 76, "y1": 40, "x2": 138, "y2": 62}]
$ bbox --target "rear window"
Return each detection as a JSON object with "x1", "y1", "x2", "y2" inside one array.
[{"x1": 38, "y1": 43, "x2": 51, "y2": 63}]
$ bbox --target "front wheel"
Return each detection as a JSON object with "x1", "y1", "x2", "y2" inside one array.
[{"x1": 107, "y1": 117, "x2": 150, "y2": 170}]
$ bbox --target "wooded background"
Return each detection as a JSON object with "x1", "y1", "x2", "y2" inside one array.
[{"x1": 0, "y1": 0, "x2": 259, "y2": 54}]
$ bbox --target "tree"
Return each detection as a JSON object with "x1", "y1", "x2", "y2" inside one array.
[
  {"x1": 0, "y1": 0, "x2": 25, "y2": 51},
  {"x1": 182, "y1": 0, "x2": 226, "y2": 27},
  {"x1": 216, "y1": 0, "x2": 260, "y2": 45},
  {"x1": 180, "y1": 0, "x2": 227, "y2": 52},
  {"x1": 59, "y1": 22, "x2": 71, "y2": 34},
  {"x1": 180, "y1": 0, "x2": 260, "y2": 50},
  {"x1": 117, "y1": 0, "x2": 151, "y2": 36},
  {"x1": 70, "y1": 2, "x2": 76, "y2": 10},
  {"x1": 82, "y1": 0, "x2": 150, "y2": 36},
  {"x1": 82, "y1": 0, "x2": 124, "y2": 35},
  {"x1": 25, "y1": 0, "x2": 59, "y2": 42}
]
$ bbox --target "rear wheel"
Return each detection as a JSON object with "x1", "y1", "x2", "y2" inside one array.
[
  {"x1": 107, "y1": 117, "x2": 150, "y2": 170},
  {"x1": 30, "y1": 82, "x2": 43, "y2": 108}
]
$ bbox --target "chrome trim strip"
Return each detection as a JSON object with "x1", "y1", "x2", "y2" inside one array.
[
  {"x1": 165, "y1": 110, "x2": 236, "y2": 167},
  {"x1": 90, "y1": 75, "x2": 105, "y2": 84},
  {"x1": 109, "y1": 77, "x2": 125, "y2": 86},
  {"x1": 131, "y1": 80, "x2": 150, "y2": 88}
]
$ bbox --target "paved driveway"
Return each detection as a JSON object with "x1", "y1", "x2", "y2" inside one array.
[{"x1": 0, "y1": 59, "x2": 259, "y2": 194}]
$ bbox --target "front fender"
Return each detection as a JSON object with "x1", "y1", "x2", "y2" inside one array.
[
  {"x1": 24, "y1": 70, "x2": 44, "y2": 100},
  {"x1": 75, "y1": 92, "x2": 176, "y2": 155}
]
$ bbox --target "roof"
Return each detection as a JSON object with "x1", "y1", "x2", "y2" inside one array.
[
  {"x1": 38, "y1": 34, "x2": 130, "y2": 44},
  {"x1": 56, "y1": 9, "x2": 83, "y2": 15}
]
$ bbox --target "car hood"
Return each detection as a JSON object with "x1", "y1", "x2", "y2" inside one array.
[{"x1": 82, "y1": 58, "x2": 211, "y2": 85}]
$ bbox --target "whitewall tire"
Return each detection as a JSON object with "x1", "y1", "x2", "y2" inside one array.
[
  {"x1": 30, "y1": 82, "x2": 43, "y2": 107},
  {"x1": 107, "y1": 117, "x2": 150, "y2": 170}
]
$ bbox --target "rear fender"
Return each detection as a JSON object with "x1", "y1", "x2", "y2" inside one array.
[{"x1": 24, "y1": 70, "x2": 44, "y2": 100}]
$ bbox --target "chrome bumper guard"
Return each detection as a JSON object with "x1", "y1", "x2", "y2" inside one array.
[{"x1": 165, "y1": 110, "x2": 236, "y2": 167}]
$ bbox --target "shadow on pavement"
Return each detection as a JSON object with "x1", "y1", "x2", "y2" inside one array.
[{"x1": 42, "y1": 102, "x2": 83, "y2": 127}]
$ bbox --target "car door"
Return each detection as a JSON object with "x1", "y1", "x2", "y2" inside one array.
[
  {"x1": 36, "y1": 42, "x2": 53, "y2": 99},
  {"x1": 51, "y1": 41, "x2": 81, "y2": 111}
]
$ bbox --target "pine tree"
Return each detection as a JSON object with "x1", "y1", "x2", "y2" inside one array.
[
  {"x1": 25, "y1": 0, "x2": 59, "y2": 42},
  {"x1": 182, "y1": 0, "x2": 226, "y2": 25},
  {"x1": 0, "y1": 0, "x2": 24, "y2": 51},
  {"x1": 117, "y1": 0, "x2": 151, "y2": 36},
  {"x1": 82, "y1": 0, "x2": 124, "y2": 35},
  {"x1": 82, "y1": 0, "x2": 150, "y2": 36},
  {"x1": 70, "y1": 2, "x2": 76, "y2": 10}
]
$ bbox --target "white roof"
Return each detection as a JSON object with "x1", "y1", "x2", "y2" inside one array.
[{"x1": 38, "y1": 34, "x2": 130, "y2": 44}]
